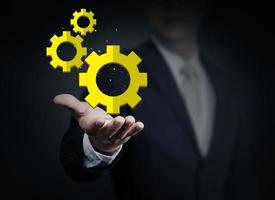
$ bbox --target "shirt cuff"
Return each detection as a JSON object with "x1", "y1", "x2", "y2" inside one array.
[{"x1": 82, "y1": 133, "x2": 122, "y2": 168}]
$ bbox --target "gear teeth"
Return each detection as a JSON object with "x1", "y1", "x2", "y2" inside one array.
[
  {"x1": 128, "y1": 52, "x2": 142, "y2": 65},
  {"x1": 63, "y1": 31, "x2": 71, "y2": 38},
  {"x1": 75, "y1": 59, "x2": 83, "y2": 67},
  {"x1": 139, "y1": 73, "x2": 148, "y2": 87},
  {"x1": 107, "y1": 45, "x2": 120, "y2": 55},
  {"x1": 80, "y1": 9, "x2": 87, "y2": 13},
  {"x1": 75, "y1": 35, "x2": 83, "y2": 43},
  {"x1": 81, "y1": 30, "x2": 86, "y2": 36},
  {"x1": 79, "y1": 73, "x2": 89, "y2": 86},
  {"x1": 50, "y1": 60, "x2": 59, "y2": 68},
  {"x1": 72, "y1": 27, "x2": 78, "y2": 33},
  {"x1": 106, "y1": 103, "x2": 120, "y2": 115},
  {"x1": 63, "y1": 65, "x2": 71, "y2": 73},
  {"x1": 79, "y1": 47, "x2": 87, "y2": 57},
  {"x1": 46, "y1": 47, "x2": 52, "y2": 56},
  {"x1": 85, "y1": 51, "x2": 99, "y2": 64},
  {"x1": 70, "y1": 19, "x2": 75, "y2": 25},
  {"x1": 128, "y1": 95, "x2": 142, "y2": 108},
  {"x1": 50, "y1": 35, "x2": 58, "y2": 43},
  {"x1": 93, "y1": 19, "x2": 97, "y2": 26},
  {"x1": 73, "y1": 11, "x2": 78, "y2": 17}
]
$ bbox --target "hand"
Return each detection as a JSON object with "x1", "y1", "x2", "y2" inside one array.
[{"x1": 53, "y1": 94, "x2": 144, "y2": 155}]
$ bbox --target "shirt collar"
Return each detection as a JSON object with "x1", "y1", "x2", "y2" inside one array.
[
  {"x1": 151, "y1": 37, "x2": 201, "y2": 71},
  {"x1": 152, "y1": 37, "x2": 185, "y2": 74}
]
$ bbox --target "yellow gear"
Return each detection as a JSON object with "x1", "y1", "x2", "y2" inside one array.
[
  {"x1": 70, "y1": 9, "x2": 97, "y2": 36},
  {"x1": 46, "y1": 31, "x2": 87, "y2": 72},
  {"x1": 79, "y1": 45, "x2": 148, "y2": 114}
]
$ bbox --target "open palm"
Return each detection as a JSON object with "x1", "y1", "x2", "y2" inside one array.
[{"x1": 54, "y1": 94, "x2": 144, "y2": 155}]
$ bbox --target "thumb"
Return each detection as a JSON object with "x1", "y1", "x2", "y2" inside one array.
[{"x1": 53, "y1": 94, "x2": 86, "y2": 117}]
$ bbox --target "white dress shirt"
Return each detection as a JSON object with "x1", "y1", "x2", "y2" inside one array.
[
  {"x1": 83, "y1": 133, "x2": 122, "y2": 168},
  {"x1": 83, "y1": 39, "x2": 216, "y2": 168}
]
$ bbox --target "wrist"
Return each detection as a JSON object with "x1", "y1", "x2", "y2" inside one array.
[{"x1": 88, "y1": 135, "x2": 121, "y2": 156}]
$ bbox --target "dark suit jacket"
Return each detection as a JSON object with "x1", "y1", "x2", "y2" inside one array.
[{"x1": 60, "y1": 40, "x2": 264, "y2": 200}]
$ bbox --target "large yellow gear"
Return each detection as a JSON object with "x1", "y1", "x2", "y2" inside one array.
[
  {"x1": 79, "y1": 45, "x2": 148, "y2": 114},
  {"x1": 46, "y1": 31, "x2": 87, "y2": 72},
  {"x1": 70, "y1": 9, "x2": 97, "y2": 36}
]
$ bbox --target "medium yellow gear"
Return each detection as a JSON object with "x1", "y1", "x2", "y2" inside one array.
[
  {"x1": 79, "y1": 45, "x2": 148, "y2": 114},
  {"x1": 46, "y1": 31, "x2": 87, "y2": 72},
  {"x1": 70, "y1": 9, "x2": 97, "y2": 36}
]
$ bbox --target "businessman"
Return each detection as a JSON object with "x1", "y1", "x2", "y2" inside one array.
[{"x1": 54, "y1": 0, "x2": 262, "y2": 199}]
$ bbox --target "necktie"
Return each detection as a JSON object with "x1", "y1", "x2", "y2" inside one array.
[{"x1": 178, "y1": 60, "x2": 214, "y2": 157}]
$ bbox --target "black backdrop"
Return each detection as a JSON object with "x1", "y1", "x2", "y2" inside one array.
[{"x1": 1, "y1": 0, "x2": 274, "y2": 199}]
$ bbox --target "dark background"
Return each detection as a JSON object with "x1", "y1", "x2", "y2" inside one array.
[{"x1": 1, "y1": 0, "x2": 274, "y2": 199}]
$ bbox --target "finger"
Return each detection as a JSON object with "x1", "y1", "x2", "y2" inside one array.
[
  {"x1": 110, "y1": 116, "x2": 135, "y2": 139},
  {"x1": 85, "y1": 118, "x2": 106, "y2": 134},
  {"x1": 109, "y1": 136, "x2": 131, "y2": 146},
  {"x1": 118, "y1": 136, "x2": 131, "y2": 145},
  {"x1": 125, "y1": 122, "x2": 144, "y2": 137},
  {"x1": 53, "y1": 94, "x2": 86, "y2": 117},
  {"x1": 100, "y1": 116, "x2": 125, "y2": 138}
]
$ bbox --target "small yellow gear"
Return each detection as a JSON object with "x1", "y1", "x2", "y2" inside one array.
[
  {"x1": 70, "y1": 9, "x2": 97, "y2": 36},
  {"x1": 46, "y1": 31, "x2": 87, "y2": 72},
  {"x1": 79, "y1": 45, "x2": 147, "y2": 114}
]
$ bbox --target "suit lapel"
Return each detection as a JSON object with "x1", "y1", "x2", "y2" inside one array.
[
  {"x1": 201, "y1": 56, "x2": 239, "y2": 161},
  {"x1": 137, "y1": 41, "x2": 201, "y2": 157}
]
